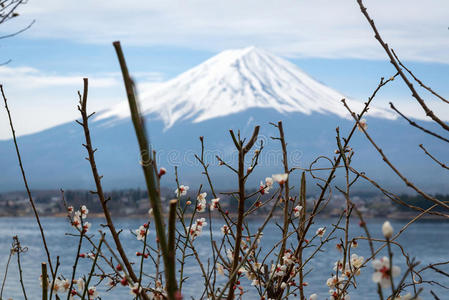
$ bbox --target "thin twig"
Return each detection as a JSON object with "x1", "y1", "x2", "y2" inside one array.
[
  {"x1": 391, "y1": 49, "x2": 449, "y2": 105},
  {"x1": 1, "y1": 84, "x2": 54, "y2": 278},
  {"x1": 81, "y1": 233, "x2": 105, "y2": 300},
  {"x1": 13, "y1": 236, "x2": 28, "y2": 300},
  {"x1": 389, "y1": 102, "x2": 449, "y2": 143},
  {"x1": 342, "y1": 98, "x2": 449, "y2": 211},
  {"x1": 419, "y1": 144, "x2": 449, "y2": 170},
  {"x1": 356, "y1": 0, "x2": 449, "y2": 132},
  {"x1": 0, "y1": 240, "x2": 14, "y2": 298},
  {"x1": 77, "y1": 78, "x2": 149, "y2": 300}
]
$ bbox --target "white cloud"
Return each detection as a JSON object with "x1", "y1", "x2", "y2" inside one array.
[
  {"x1": 375, "y1": 97, "x2": 449, "y2": 124},
  {"x1": 0, "y1": 66, "x2": 164, "y2": 140},
  {"x1": 3, "y1": 0, "x2": 449, "y2": 63},
  {"x1": 0, "y1": 66, "x2": 119, "y2": 88}
]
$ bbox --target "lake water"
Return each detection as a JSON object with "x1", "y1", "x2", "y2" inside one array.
[{"x1": 0, "y1": 217, "x2": 448, "y2": 299}]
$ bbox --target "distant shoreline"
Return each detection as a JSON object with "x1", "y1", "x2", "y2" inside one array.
[{"x1": 1, "y1": 212, "x2": 446, "y2": 221}]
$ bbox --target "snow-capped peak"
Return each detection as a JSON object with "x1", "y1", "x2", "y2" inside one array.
[{"x1": 97, "y1": 46, "x2": 395, "y2": 126}]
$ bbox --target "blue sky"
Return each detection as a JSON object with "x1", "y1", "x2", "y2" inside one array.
[{"x1": 0, "y1": 0, "x2": 448, "y2": 139}]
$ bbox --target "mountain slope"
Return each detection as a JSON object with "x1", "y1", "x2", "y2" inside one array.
[
  {"x1": 97, "y1": 46, "x2": 395, "y2": 127},
  {"x1": 1, "y1": 109, "x2": 447, "y2": 193}
]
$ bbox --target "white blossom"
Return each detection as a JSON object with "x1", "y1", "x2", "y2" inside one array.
[
  {"x1": 251, "y1": 279, "x2": 261, "y2": 286},
  {"x1": 256, "y1": 232, "x2": 263, "y2": 244},
  {"x1": 226, "y1": 249, "x2": 234, "y2": 262},
  {"x1": 188, "y1": 218, "x2": 207, "y2": 240},
  {"x1": 329, "y1": 289, "x2": 350, "y2": 300},
  {"x1": 259, "y1": 177, "x2": 274, "y2": 194},
  {"x1": 293, "y1": 205, "x2": 303, "y2": 217},
  {"x1": 175, "y1": 185, "x2": 189, "y2": 197},
  {"x1": 351, "y1": 254, "x2": 364, "y2": 269},
  {"x1": 333, "y1": 260, "x2": 343, "y2": 272},
  {"x1": 272, "y1": 264, "x2": 287, "y2": 277},
  {"x1": 316, "y1": 227, "x2": 326, "y2": 237},
  {"x1": 80, "y1": 205, "x2": 89, "y2": 219},
  {"x1": 72, "y1": 214, "x2": 81, "y2": 229},
  {"x1": 135, "y1": 225, "x2": 148, "y2": 241},
  {"x1": 51, "y1": 278, "x2": 63, "y2": 293},
  {"x1": 372, "y1": 256, "x2": 400, "y2": 288},
  {"x1": 282, "y1": 250, "x2": 295, "y2": 265},
  {"x1": 326, "y1": 275, "x2": 344, "y2": 289},
  {"x1": 259, "y1": 181, "x2": 268, "y2": 194},
  {"x1": 196, "y1": 192, "x2": 207, "y2": 212},
  {"x1": 221, "y1": 225, "x2": 230, "y2": 235},
  {"x1": 382, "y1": 221, "x2": 394, "y2": 238},
  {"x1": 246, "y1": 269, "x2": 257, "y2": 281},
  {"x1": 60, "y1": 279, "x2": 70, "y2": 292},
  {"x1": 254, "y1": 262, "x2": 264, "y2": 274},
  {"x1": 196, "y1": 202, "x2": 206, "y2": 213},
  {"x1": 197, "y1": 192, "x2": 207, "y2": 202},
  {"x1": 82, "y1": 222, "x2": 91, "y2": 233},
  {"x1": 272, "y1": 173, "x2": 288, "y2": 184},
  {"x1": 216, "y1": 263, "x2": 225, "y2": 275},
  {"x1": 76, "y1": 278, "x2": 85, "y2": 292},
  {"x1": 87, "y1": 286, "x2": 98, "y2": 299},
  {"x1": 393, "y1": 293, "x2": 421, "y2": 300},
  {"x1": 107, "y1": 278, "x2": 115, "y2": 288},
  {"x1": 210, "y1": 198, "x2": 220, "y2": 211},
  {"x1": 336, "y1": 243, "x2": 343, "y2": 252},
  {"x1": 357, "y1": 118, "x2": 367, "y2": 131},
  {"x1": 129, "y1": 283, "x2": 142, "y2": 296}
]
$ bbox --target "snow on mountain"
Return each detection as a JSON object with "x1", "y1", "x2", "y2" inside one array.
[{"x1": 96, "y1": 46, "x2": 396, "y2": 127}]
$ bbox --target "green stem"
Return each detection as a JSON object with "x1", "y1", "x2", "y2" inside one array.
[{"x1": 113, "y1": 41, "x2": 177, "y2": 299}]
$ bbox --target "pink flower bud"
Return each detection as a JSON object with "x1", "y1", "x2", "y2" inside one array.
[
  {"x1": 120, "y1": 278, "x2": 128, "y2": 286},
  {"x1": 158, "y1": 167, "x2": 166, "y2": 177}
]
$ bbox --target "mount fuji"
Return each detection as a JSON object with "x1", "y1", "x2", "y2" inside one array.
[
  {"x1": 97, "y1": 46, "x2": 395, "y2": 126},
  {"x1": 1, "y1": 47, "x2": 447, "y2": 193}
]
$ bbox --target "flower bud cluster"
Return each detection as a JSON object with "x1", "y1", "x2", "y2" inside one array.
[
  {"x1": 68, "y1": 205, "x2": 91, "y2": 233},
  {"x1": 188, "y1": 218, "x2": 207, "y2": 240}
]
